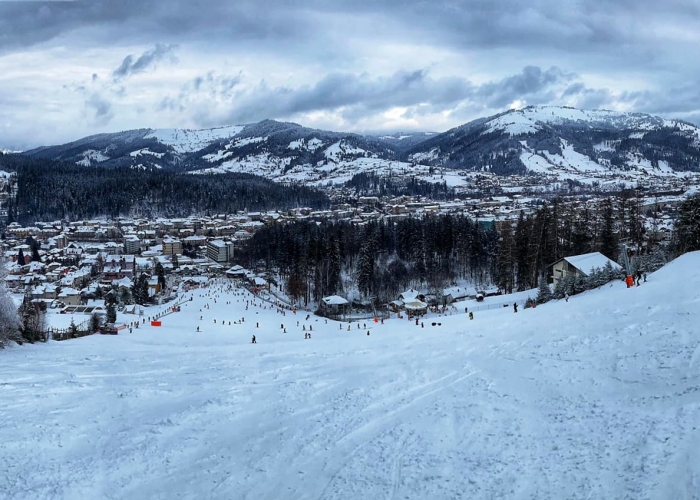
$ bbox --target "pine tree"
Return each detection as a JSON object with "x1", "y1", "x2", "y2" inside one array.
[
  {"x1": 535, "y1": 279, "x2": 553, "y2": 304},
  {"x1": 17, "y1": 247, "x2": 25, "y2": 265},
  {"x1": 0, "y1": 248, "x2": 22, "y2": 347},
  {"x1": 106, "y1": 303, "x2": 117, "y2": 324},
  {"x1": 155, "y1": 261, "x2": 166, "y2": 290},
  {"x1": 599, "y1": 198, "x2": 618, "y2": 260},
  {"x1": 674, "y1": 195, "x2": 700, "y2": 254},
  {"x1": 496, "y1": 220, "x2": 514, "y2": 294}
]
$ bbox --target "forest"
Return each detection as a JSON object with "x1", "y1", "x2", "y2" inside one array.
[
  {"x1": 0, "y1": 155, "x2": 330, "y2": 224},
  {"x1": 236, "y1": 191, "x2": 673, "y2": 309}
]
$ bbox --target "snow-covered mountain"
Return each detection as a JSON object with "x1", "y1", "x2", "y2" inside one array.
[
  {"x1": 20, "y1": 106, "x2": 700, "y2": 188},
  {"x1": 405, "y1": 106, "x2": 700, "y2": 179}
]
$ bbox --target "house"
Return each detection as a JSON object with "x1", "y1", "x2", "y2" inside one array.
[
  {"x1": 57, "y1": 287, "x2": 81, "y2": 306},
  {"x1": 320, "y1": 295, "x2": 349, "y2": 316},
  {"x1": 550, "y1": 252, "x2": 622, "y2": 286},
  {"x1": 225, "y1": 265, "x2": 247, "y2": 279},
  {"x1": 442, "y1": 286, "x2": 469, "y2": 304}
]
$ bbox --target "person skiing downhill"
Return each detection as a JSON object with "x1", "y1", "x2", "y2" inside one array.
[
  {"x1": 251, "y1": 335, "x2": 257, "y2": 344},
  {"x1": 513, "y1": 303, "x2": 518, "y2": 313}
]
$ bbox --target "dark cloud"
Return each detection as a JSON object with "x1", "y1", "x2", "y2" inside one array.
[
  {"x1": 2, "y1": 0, "x2": 699, "y2": 146},
  {"x1": 169, "y1": 65, "x2": 574, "y2": 127},
  {"x1": 85, "y1": 92, "x2": 113, "y2": 125},
  {"x1": 112, "y1": 43, "x2": 176, "y2": 81}
]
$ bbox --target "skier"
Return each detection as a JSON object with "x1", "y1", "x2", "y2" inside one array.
[
  {"x1": 251, "y1": 335, "x2": 257, "y2": 344},
  {"x1": 469, "y1": 312, "x2": 474, "y2": 320},
  {"x1": 513, "y1": 303, "x2": 518, "y2": 313},
  {"x1": 565, "y1": 293, "x2": 569, "y2": 302}
]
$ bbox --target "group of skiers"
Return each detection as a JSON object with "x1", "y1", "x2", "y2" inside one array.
[{"x1": 625, "y1": 270, "x2": 647, "y2": 288}]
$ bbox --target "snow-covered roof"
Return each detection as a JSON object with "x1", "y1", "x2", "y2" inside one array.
[
  {"x1": 562, "y1": 252, "x2": 622, "y2": 275},
  {"x1": 404, "y1": 300, "x2": 428, "y2": 310},
  {"x1": 322, "y1": 295, "x2": 349, "y2": 306}
]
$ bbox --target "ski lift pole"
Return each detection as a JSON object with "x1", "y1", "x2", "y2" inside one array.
[{"x1": 621, "y1": 243, "x2": 632, "y2": 276}]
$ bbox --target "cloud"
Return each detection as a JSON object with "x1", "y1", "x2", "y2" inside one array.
[
  {"x1": 112, "y1": 43, "x2": 176, "y2": 81},
  {"x1": 2, "y1": 0, "x2": 700, "y2": 147},
  {"x1": 164, "y1": 65, "x2": 574, "y2": 128},
  {"x1": 85, "y1": 92, "x2": 113, "y2": 125}
]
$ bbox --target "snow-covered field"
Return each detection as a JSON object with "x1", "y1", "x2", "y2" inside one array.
[{"x1": 2, "y1": 253, "x2": 700, "y2": 499}]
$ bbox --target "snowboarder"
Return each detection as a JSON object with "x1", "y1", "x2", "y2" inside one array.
[
  {"x1": 251, "y1": 335, "x2": 256, "y2": 344},
  {"x1": 513, "y1": 303, "x2": 518, "y2": 313},
  {"x1": 196, "y1": 326, "x2": 200, "y2": 332}
]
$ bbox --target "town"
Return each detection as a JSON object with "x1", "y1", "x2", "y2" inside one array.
[{"x1": 0, "y1": 178, "x2": 690, "y2": 342}]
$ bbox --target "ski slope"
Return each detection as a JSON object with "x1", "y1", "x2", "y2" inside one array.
[{"x1": 2, "y1": 253, "x2": 700, "y2": 499}]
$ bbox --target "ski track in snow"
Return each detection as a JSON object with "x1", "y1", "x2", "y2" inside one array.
[{"x1": 2, "y1": 253, "x2": 700, "y2": 499}]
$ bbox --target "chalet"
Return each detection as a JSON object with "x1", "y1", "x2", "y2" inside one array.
[
  {"x1": 550, "y1": 252, "x2": 622, "y2": 286},
  {"x1": 320, "y1": 295, "x2": 349, "y2": 316}
]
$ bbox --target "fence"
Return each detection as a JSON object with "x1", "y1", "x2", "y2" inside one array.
[
  {"x1": 459, "y1": 299, "x2": 528, "y2": 314},
  {"x1": 47, "y1": 318, "x2": 93, "y2": 341}
]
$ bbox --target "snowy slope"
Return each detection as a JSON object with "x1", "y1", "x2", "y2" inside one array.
[
  {"x1": 145, "y1": 126, "x2": 245, "y2": 153},
  {"x1": 2, "y1": 252, "x2": 700, "y2": 499}
]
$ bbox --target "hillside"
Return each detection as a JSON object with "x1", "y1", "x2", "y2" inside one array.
[
  {"x1": 1, "y1": 251, "x2": 699, "y2": 499},
  {"x1": 17, "y1": 106, "x2": 700, "y2": 188},
  {"x1": 405, "y1": 106, "x2": 700, "y2": 178}
]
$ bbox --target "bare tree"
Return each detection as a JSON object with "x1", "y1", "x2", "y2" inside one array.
[{"x1": 0, "y1": 247, "x2": 21, "y2": 347}]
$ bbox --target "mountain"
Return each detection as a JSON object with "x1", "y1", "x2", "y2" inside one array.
[
  {"x1": 20, "y1": 107, "x2": 700, "y2": 188},
  {"x1": 404, "y1": 106, "x2": 700, "y2": 179},
  {"x1": 23, "y1": 120, "x2": 399, "y2": 174}
]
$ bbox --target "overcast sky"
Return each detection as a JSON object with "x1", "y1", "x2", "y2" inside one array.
[{"x1": 1, "y1": 0, "x2": 699, "y2": 150}]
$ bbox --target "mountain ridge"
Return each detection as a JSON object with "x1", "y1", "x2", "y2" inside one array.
[{"x1": 16, "y1": 106, "x2": 700, "y2": 187}]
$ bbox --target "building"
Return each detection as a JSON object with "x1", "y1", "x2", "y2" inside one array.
[
  {"x1": 551, "y1": 252, "x2": 622, "y2": 286},
  {"x1": 162, "y1": 237, "x2": 182, "y2": 256},
  {"x1": 206, "y1": 239, "x2": 234, "y2": 264},
  {"x1": 124, "y1": 234, "x2": 140, "y2": 255}
]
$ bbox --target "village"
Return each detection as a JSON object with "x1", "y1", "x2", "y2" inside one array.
[{"x1": 1, "y1": 182, "x2": 669, "y2": 339}]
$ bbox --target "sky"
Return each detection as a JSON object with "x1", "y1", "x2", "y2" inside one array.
[{"x1": 1, "y1": 0, "x2": 699, "y2": 150}]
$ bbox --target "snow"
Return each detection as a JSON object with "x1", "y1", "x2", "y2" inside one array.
[
  {"x1": 2, "y1": 253, "x2": 700, "y2": 499},
  {"x1": 129, "y1": 148, "x2": 165, "y2": 159},
  {"x1": 324, "y1": 140, "x2": 368, "y2": 160},
  {"x1": 145, "y1": 126, "x2": 244, "y2": 153},
  {"x1": 561, "y1": 251, "x2": 622, "y2": 275},
  {"x1": 76, "y1": 149, "x2": 110, "y2": 166}
]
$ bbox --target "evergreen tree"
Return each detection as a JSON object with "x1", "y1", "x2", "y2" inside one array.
[
  {"x1": 69, "y1": 319, "x2": 78, "y2": 338},
  {"x1": 514, "y1": 212, "x2": 531, "y2": 291},
  {"x1": 599, "y1": 198, "x2": 618, "y2": 260},
  {"x1": 155, "y1": 261, "x2": 166, "y2": 290},
  {"x1": 17, "y1": 247, "x2": 25, "y2": 265},
  {"x1": 674, "y1": 195, "x2": 700, "y2": 254},
  {"x1": 535, "y1": 279, "x2": 553, "y2": 304},
  {"x1": 90, "y1": 312, "x2": 102, "y2": 332},
  {"x1": 496, "y1": 220, "x2": 514, "y2": 294},
  {"x1": 132, "y1": 274, "x2": 150, "y2": 305},
  {"x1": 106, "y1": 303, "x2": 117, "y2": 324}
]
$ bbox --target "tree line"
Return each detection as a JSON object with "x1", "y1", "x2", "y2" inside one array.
[{"x1": 1, "y1": 155, "x2": 330, "y2": 224}]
